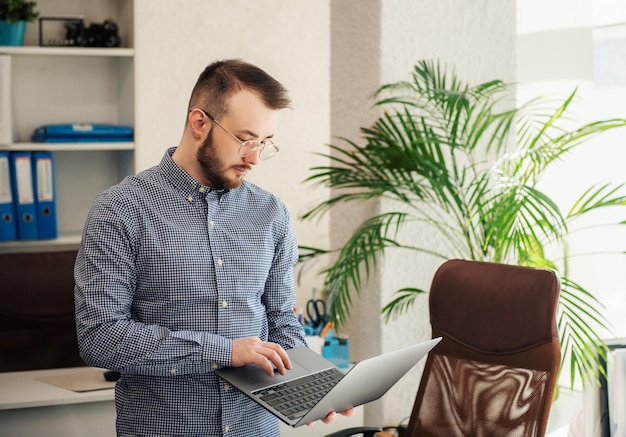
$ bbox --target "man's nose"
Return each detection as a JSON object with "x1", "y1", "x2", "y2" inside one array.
[{"x1": 243, "y1": 148, "x2": 261, "y2": 165}]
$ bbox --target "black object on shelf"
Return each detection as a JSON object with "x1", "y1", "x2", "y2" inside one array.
[{"x1": 39, "y1": 16, "x2": 121, "y2": 48}]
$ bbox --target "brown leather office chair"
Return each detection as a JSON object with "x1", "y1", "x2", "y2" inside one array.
[{"x1": 327, "y1": 258, "x2": 561, "y2": 437}]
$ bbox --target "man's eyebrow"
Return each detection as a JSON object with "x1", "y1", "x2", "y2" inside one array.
[{"x1": 236, "y1": 128, "x2": 274, "y2": 140}]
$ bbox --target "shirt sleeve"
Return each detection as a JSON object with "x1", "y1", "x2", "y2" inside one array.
[
  {"x1": 74, "y1": 191, "x2": 232, "y2": 377},
  {"x1": 263, "y1": 203, "x2": 308, "y2": 350}
]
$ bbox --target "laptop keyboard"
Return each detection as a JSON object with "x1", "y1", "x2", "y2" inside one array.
[{"x1": 252, "y1": 367, "x2": 344, "y2": 420}]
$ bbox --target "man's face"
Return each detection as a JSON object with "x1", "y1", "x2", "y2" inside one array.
[{"x1": 196, "y1": 90, "x2": 278, "y2": 189}]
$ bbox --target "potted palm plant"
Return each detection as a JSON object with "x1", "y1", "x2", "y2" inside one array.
[
  {"x1": 0, "y1": 0, "x2": 38, "y2": 46},
  {"x1": 300, "y1": 59, "x2": 626, "y2": 387}
]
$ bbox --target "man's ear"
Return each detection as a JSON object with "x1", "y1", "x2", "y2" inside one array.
[{"x1": 188, "y1": 109, "x2": 211, "y2": 140}]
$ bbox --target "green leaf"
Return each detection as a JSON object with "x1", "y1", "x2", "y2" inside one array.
[{"x1": 382, "y1": 288, "x2": 428, "y2": 323}]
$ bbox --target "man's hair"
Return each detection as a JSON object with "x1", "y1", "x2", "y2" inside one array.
[{"x1": 188, "y1": 59, "x2": 291, "y2": 119}]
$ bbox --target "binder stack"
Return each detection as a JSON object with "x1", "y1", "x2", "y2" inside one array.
[
  {"x1": 31, "y1": 123, "x2": 133, "y2": 143},
  {"x1": 0, "y1": 151, "x2": 58, "y2": 242}
]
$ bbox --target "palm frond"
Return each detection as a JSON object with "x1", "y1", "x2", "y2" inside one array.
[
  {"x1": 567, "y1": 182, "x2": 626, "y2": 219},
  {"x1": 558, "y1": 277, "x2": 612, "y2": 387},
  {"x1": 382, "y1": 288, "x2": 428, "y2": 323},
  {"x1": 322, "y1": 212, "x2": 409, "y2": 326}
]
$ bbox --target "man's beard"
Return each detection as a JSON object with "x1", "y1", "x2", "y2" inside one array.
[{"x1": 196, "y1": 130, "x2": 247, "y2": 190}]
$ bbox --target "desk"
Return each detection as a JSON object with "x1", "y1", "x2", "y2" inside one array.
[{"x1": 0, "y1": 367, "x2": 363, "y2": 437}]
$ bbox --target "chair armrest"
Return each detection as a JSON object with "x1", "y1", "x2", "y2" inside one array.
[{"x1": 324, "y1": 426, "x2": 383, "y2": 437}]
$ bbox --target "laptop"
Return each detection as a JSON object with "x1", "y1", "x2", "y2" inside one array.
[{"x1": 215, "y1": 337, "x2": 441, "y2": 427}]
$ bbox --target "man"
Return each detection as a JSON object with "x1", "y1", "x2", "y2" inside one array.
[{"x1": 75, "y1": 59, "x2": 350, "y2": 436}]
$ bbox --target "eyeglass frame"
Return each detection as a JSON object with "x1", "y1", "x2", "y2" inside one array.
[{"x1": 196, "y1": 108, "x2": 280, "y2": 160}]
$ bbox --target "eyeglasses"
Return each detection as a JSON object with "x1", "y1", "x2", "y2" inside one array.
[{"x1": 198, "y1": 109, "x2": 280, "y2": 160}]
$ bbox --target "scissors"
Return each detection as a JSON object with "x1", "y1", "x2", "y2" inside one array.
[{"x1": 306, "y1": 299, "x2": 327, "y2": 332}]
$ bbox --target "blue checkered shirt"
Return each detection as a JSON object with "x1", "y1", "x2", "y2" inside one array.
[{"x1": 74, "y1": 147, "x2": 307, "y2": 436}]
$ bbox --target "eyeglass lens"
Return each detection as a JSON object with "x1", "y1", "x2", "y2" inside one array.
[{"x1": 240, "y1": 141, "x2": 278, "y2": 160}]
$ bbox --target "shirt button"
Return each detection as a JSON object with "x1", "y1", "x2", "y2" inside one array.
[
  {"x1": 211, "y1": 363, "x2": 218, "y2": 370},
  {"x1": 224, "y1": 384, "x2": 230, "y2": 391},
  {"x1": 169, "y1": 368, "x2": 177, "y2": 375},
  {"x1": 209, "y1": 220, "x2": 214, "y2": 227},
  {"x1": 217, "y1": 259, "x2": 223, "y2": 266},
  {"x1": 221, "y1": 300, "x2": 227, "y2": 308},
  {"x1": 186, "y1": 195, "x2": 193, "y2": 202},
  {"x1": 199, "y1": 187, "x2": 205, "y2": 193},
  {"x1": 224, "y1": 424, "x2": 230, "y2": 432}
]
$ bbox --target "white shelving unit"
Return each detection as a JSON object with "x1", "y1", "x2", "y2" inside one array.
[
  {"x1": 0, "y1": 46, "x2": 133, "y2": 57},
  {"x1": 0, "y1": 0, "x2": 135, "y2": 253},
  {"x1": 3, "y1": 142, "x2": 134, "y2": 151}
]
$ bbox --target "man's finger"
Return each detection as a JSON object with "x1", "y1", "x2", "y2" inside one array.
[
  {"x1": 256, "y1": 343, "x2": 291, "y2": 376},
  {"x1": 266, "y1": 348, "x2": 288, "y2": 375},
  {"x1": 321, "y1": 410, "x2": 337, "y2": 424},
  {"x1": 264, "y1": 342, "x2": 292, "y2": 371}
]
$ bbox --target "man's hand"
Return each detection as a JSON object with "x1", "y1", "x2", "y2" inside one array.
[
  {"x1": 231, "y1": 337, "x2": 292, "y2": 376},
  {"x1": 307, "y1": 407, "x2": 356, "y2": 426}
]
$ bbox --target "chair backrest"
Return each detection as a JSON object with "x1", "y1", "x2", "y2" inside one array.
[{"x1": 407, "y1": 259, "x2": 561, "y2": 437}]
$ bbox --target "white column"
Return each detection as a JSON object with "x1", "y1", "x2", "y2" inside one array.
[{"x1": 331, "y1": 0, "x2": 517, "y2": 426}]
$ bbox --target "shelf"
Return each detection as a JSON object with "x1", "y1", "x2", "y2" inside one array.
[
  {"x1": 0, "y1": 234, "x2": 82, "y2": 254},
  {"x1": 0, "y1": 46, "x2": 134, "y2": 57},
  {"x1": 0, "y1": 142, "x2": 134, "y2": 151}
]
